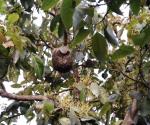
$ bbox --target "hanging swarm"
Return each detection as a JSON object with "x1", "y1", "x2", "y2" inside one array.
[{"x1": 52, "y1": 46, "x2": 73, "y2": 73}]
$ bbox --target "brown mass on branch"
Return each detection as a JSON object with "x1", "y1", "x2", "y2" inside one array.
[{"x1": 52, "y1": 46, "x2": 73, "y2": 73}]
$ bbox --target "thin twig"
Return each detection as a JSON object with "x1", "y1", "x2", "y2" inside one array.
[
  {"x1": 0, "y1": 113, "x2": 24, "y2": 122},
  {"x1": 39, "y1": 35, "x2": 53, "y2": 49}
]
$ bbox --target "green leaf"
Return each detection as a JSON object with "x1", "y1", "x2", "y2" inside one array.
[
  {"x1": 75, "y1": 0, "x2": 81, "y2": 5},
  {"x1": 99, "y1": 103, "x2": 111, "y2": 116},
  {"x1": 99, "y1": 86, "x2": 109, "y2": 104},
  {"x1": 8, "y1": 67, "x2": 20, "y2": 83},
  {"x1": 58, "y1": 20, "x2": 65, "y2": 37},
  {"x1": 43, "y1": 101, "x2": 54, "y2": 116},
  {"x1": 60, "y1": 0, "x2": 73, "y2": 29},
  {"x1": 11, "y1": 84, "x2": 22, "y2": 88},
  {"x1": 111, "y1": 45, "x2": 135, "y2": 60},
  {"x1": 9, "y1": 32, "x2": 25, "y2": 52},
  {"x1": 0, "y1": 0, "x2": 6, "y2": 14},
  {"x1": 25, "y1": 107, "x2": 35, "y2": 122},
  {"x1": 132, "y1": 25, "x2": 150, "y2": 46},
  {"x1": 7, "y1": 13, "x2": 19, "y2": 24},
  {"x1": 130, "y1": 0, "x2": 140, "y2": 15},
  {"x1": 71, "y1": 28, "x2": 89, "y2": 48},
  {"x1": 31, "y1": 55, "x2": 44, "y2": 79},
  {"x1": 79, "y1": 89, "x2": 86, "y2": 101},
  {"x1": 92, "y1": 32, "x2": 108, "y2": 62},
  {"x1": 42, "y1": 0, "x2": 59, "y2": 11}
]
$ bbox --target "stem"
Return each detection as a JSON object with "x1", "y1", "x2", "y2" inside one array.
[
  {"x1": 105, "y1": 110, "x2": 111, "y2": 125},
  {"x1": 64, "y1": 30, "x2": 68, "y2": 46}
]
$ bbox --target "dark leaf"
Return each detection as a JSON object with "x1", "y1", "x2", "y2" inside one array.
[
  {"x1": 104, "y1": 26, "x2": 119, "y2": 46},
  {"x1": 58, "y1": 20, "x2": 65, "y2": 37},
  {"x1": 0, "y1": 45, "x2": 9, "y2": 56},
  {"x1": 42, "y1": 0, "x2": 59, "y2": 11},
  {"x1": 132, "y1": 25, "x2": 150, "y2": 46},
  {"x1": 99, "y1": 103, "x2": 111, "y2": 116},
  {"x1": 20, "y1": 0, "x2": 34, "y2": 12},
  {"x1": 11, "y1": 84, "x2": 22, "y2": 88},
  {"x1": 71, "y1": 28, "x2": 90, "y2": 48},
  {"x1": 107, "y1": 0, "x2": 124, "y2": 15},
  {"x1": 111, "y1": 45, "x2": 135, "y2": 60},
  {"x1": 31, "y1": 54, "x2": 44, "y2": 79},
  {"x1": 60, "y1": 0, "x2": 73, "y2": 29},
  {"x1": 25, "y1": 107, "x2": 35, "y2": 122},
  {"x1": 50, "y1": 15, "x2": 60, "y2": 32},
  {"x1": 92, "y1": 32, "x2": 108, "y2": 62},
  {"x1": 130, "y1": 0, "x2": 140, "y2": 15},
  {"x1": 0, "y1": 56, "x2": 10, "y2": 79}
]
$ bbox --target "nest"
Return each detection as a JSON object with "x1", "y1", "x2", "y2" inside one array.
[{"x1": 52, "y1": 46, "x2": 73, "y2": 73}]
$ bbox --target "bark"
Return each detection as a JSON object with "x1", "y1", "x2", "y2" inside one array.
[
  {"x1": 0, "y1": 89, "x2": 50, "y2": 101},
  {"x1": 122, "y1": 99, "x2": 138, "y2": 125}
]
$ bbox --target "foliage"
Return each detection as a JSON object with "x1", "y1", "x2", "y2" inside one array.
[{"x1": 0, "y1": 0, "x2": 150, "y2": 125}]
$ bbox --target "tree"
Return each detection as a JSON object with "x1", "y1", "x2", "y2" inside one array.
[{"x1": 0, "y1": 0, "x2": 150, "y2": 124}]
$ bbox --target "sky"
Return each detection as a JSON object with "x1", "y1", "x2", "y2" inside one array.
[{"x1": 0, "y1": 1, "x2": 129, "y2": 125}]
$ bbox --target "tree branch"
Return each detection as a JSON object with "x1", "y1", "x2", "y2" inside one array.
[
  {"x1": 0, "y1": 89, "x2": 51, "y2": 101},
  {"x1": 110, "y1": 69, "x2": 150, "y2": 89},
  {"x1": 39, "y1": 35, "x2": 54, "y2": 49},
  {"x1": 122, "y1": 99, "x2": 138, "y2": 125}
]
